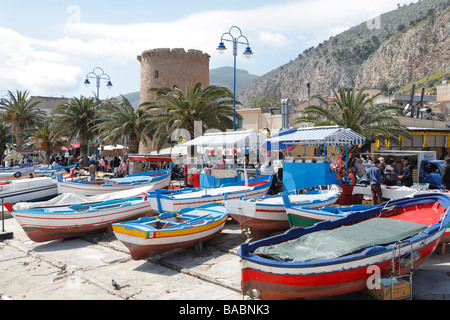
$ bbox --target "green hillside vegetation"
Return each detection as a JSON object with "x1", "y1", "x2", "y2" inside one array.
[{"x1": 395, "y1": 72, "x2": 450, "y2": 95}]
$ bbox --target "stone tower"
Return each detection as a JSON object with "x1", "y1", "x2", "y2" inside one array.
[
  {"x1": 137, "y1": 48, "x2": 210, "y2": 105},
  {"x1": 137, "y1": 48, "x2": 210, "y2": 154}
]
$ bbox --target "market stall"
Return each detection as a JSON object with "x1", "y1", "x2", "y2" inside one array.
[
  {"x1": 182, "y1": 130, "x2": 267, "y2": 187},
  {"x1": 263, "y1": 126, "x2": 366, "y2": 192}
]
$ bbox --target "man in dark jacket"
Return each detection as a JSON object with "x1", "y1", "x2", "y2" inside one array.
[
  {"x1": 366, "y1": 159, "x2": 383, "y2": 205},
  {"x1": 442, "y1": 158, "x2": 450, "y2": 190},
  {"x1": 398, "y1": 156, "x2": 413, "y2": 187}
]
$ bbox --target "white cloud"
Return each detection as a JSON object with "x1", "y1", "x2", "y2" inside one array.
[
  {"x1": 0, "y1": 27, "x2": 83, "y2": 96},
  {"x1": 0, "y1": 0, "x2": 409, "y2": 96},
  {"x1": 258, "y1": 32, "x2": 290, "y2": 48}
]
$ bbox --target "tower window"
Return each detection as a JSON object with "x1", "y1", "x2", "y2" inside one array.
[{"x1": 155, "y1": 70, "x2": 159, "y2": 78}]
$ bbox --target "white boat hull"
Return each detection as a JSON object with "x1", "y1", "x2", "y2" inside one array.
[
  {"x1": 57, "y1": 173, "x2": 171, "y2": 196},
  {"x1": 0, "y1": 178, "x2": 58, "y2": 205},
  {"x1": 148, "y1": 185, "x2": 270, "y2": 213},
  {"x1": 226, "y1": 192, "x2": 339, "y2": 237}
]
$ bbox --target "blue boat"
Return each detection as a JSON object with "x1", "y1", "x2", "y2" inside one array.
[{"x1": 112, "y1": 204, "x2": 229, "y2": 260}]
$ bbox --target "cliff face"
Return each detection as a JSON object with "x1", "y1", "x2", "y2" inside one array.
[
  {"x1": 354, "y1": 9, "x2": 449, "y2": 90},
  {"x1": 238, "y1": 0, "x2": 450, "y2": 105}
]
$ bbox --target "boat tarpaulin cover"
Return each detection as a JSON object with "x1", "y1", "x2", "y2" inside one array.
[
  {"x1": 254, "y1": 218, "x2": 427, "y2": 262},
  {"x1": 13, "y1": 185, "x2": 155, "y2": 210}
]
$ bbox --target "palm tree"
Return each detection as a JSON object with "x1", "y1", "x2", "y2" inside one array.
[
  {"x1": 95, "y1": 96, "x2": 153, "y2": 154},
  {"x1": 0, "y1": 122, "x2": 12, "y2": 158},
  {"x1": 294, "y1": 87, "x2": 411, "y2": 147},
  {"x1": 141, "y1": 82, "x2": 240, "y2": 150},
  {"x1": 0, "y1": 90, "x2": 46, "y2": 147},
  {"x1": 22, "y1": 119, "x2": 70, "y2": 164},
  {"x1": 52, "y1": 96, "x2": 98, "y2": 167}
]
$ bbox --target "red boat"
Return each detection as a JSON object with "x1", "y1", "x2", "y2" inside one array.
[{"x1": 238, "y1": 193, "x2": 450, "y2": 300}]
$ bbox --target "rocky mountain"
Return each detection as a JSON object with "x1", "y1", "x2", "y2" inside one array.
[{"x1": 238, "y1": 0, "x2": 450, "y2": 106}]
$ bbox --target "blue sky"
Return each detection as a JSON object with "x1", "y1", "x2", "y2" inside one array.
[{"x1": 0, "y1": 0, "x2": 413, "y2": 100}]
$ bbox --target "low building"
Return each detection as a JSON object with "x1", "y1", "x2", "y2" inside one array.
[{"x1": 30, "y1": 96, "x2": 69, "y2": 116}]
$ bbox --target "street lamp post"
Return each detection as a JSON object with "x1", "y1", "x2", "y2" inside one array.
[
  {"x1": 217, "y1": 26, "x2": 253, "y2": 131},
  {"x1": 84, "y1": 67, "x2": 113, "y2": 109},
  {"x1": 306, "y1": 80, "x2": 311, "y2": 106},
  {"x1": 84, "y1": 67, "x2": 113, "y2": 159}
]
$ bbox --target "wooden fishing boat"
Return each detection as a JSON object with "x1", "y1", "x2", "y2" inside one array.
[
  {"x1": 34, "y1": 162, "x2": 78, "y2": 177},
  {"x1": 352, "y1": 184, "x2": 449, "y2": 200},
  {"x1": 112, "y1": 204, "x2": 229, "y2": 260},
  {"x1": 0, "y1": 165, "x2": 35, "y2": 180},
  {"x1": 56, "y1": 166, "x2": 171, "y2": 196},
  {"x1": 0, "y1": 163, "x2": 35, "y2": 171},
  {"x1": 147, "y1": 175, "x2": 272, "y2": 213},
  {"x1": 225, "y1": 185, "x2": 342, "y2": 238},
  {"x1": 4, "y1": 191, "x2": 154, "y2": 242},
  {"x1": 285, "y1": 197, "x2": 376, "y2": 228},
  {"x1": 238, "y1": 193, "x2": 450, "y2": 300},
  {"x1": 0, "y1": 177, "x2": 58, "y2": 205}
]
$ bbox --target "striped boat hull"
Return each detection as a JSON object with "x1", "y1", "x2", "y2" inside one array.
[
  {"x1": 112, "y1": 205, "x2": 229, "y2": 260},
  {"x1": 286, "y1": 205, "x2": 343, "y2": 228},
  {"x1": 151, "y1": 187, "x2": 269, "y2": 213},
  {"x1": 57, "y1": 171, "x2": 171, "y2": 196},
  {"x1": 0, "y1": 184, "x2": 58, "y2": 205},
  {"x1": 226, "y1": 188, "x2": 340, "y2": 237},
  {"x1": 10, "y1": 200, "x2": 152, "y2": 242},
  {"x1": 113, "y1": 216, "x2": 228, "y2": 260}
]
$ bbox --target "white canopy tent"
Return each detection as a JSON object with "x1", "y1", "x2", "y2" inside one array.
[
  {"x1": 182, "y1": 130, "x2": 268, "y2": 148},
  {"x1": 150, "y1": 145, "x2": 188, "y2": 156}
]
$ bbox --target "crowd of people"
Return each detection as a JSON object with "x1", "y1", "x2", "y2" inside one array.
[
  {"x1": 46, "y1": 153, "x2": 131, "y2": 182},
  {"x1": 87, "y1": 155, "x2": 129, "y2": 181},
  {"x1": 365, "y1": 155, "x2": 450, "y2": 205},
  {"x1": 1, "y1": 154, "x2": 33, "y2": 168}
]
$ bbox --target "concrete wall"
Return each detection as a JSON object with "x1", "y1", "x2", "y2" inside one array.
[
  {"x1": 437, "y1": 83, "x2": 450, "y2": 101},
  {"x1": 30, "y1": 96, "x2": 69, "y2": 116},
  {"x1": 238, "y1": 108, "x2": 283, "y2": 132}
]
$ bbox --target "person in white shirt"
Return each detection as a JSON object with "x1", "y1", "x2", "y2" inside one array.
[
  {"x1": 260, "y1": 161, "x2": 278, "y2": 194},
  {"x1": 260, "y1": 161, "x2": 275, "y2": 175}
]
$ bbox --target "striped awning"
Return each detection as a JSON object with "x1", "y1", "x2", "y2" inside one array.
[
  {"x1": 264, "y1": 126, "x2": 365, "y2": 150},
  {"x1": 182, "y1": 130, "x2": 267, "y2": 148}
]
